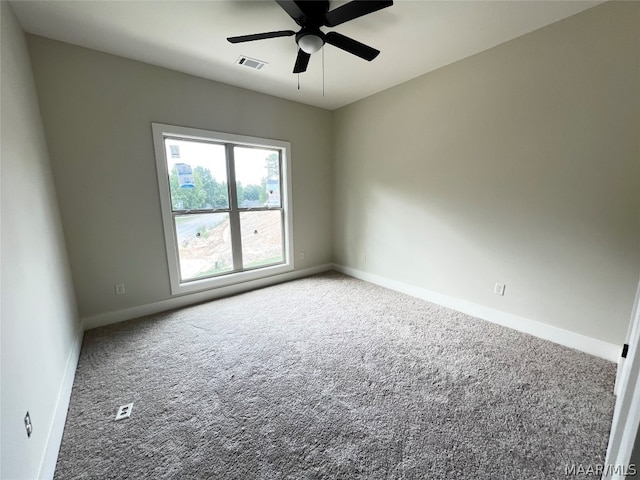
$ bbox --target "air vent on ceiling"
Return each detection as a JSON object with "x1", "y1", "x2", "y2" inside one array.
[{"x1": 236, "y1": 56, "x2": 267, "y2": 70}]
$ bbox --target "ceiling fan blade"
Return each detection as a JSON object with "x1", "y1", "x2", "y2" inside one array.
[
  {"x1": 293, "y1": 49, "x2": 311, "y2": 73},
  {"x1": 325, "y1": 31, "x2": 380, "y2": 61},
  {"x1": 227, "y1": 30, "x2": 295, "y2": 44},
  {"x1": 275, "y1": 0, "x2": 307, "y2": 23},
  {"x1": 324, "y1": 0, "x2": 393, "y2": 27},
  {"x1": 276, "y1": 1, "x2": 330, "y2": 25}
]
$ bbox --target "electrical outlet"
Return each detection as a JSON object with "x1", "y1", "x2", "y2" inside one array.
[
  {"x1": 114, "y1": 283, "x2": 126, "y2": 295},
  {"x1": 361, "y1": 254, "x2": 367, "y2": 263},
  {"x1": 24, "y1": 411, "x2": 32, "y2": 438},
  {"x1": 299, "y1": 252, "x2": 305, "y2": 260},
  {"x1": 494, "y1": 283, "x2": 506, "y2": 296},
  {"x1": 115, "y1": 402, "x2": 133, "y2": 421}
]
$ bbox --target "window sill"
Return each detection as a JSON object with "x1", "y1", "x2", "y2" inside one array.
[{"x1": 170, "y1": 261, "x2": 294, "y2": 296}]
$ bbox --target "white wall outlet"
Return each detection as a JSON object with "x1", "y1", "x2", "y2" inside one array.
[
  {"x1": 114, "y1": 283, "x2": 126, "y2": 295},
  {"x1": 115, "y1": 402, "x2": 133, "y2": 420},
  {"x1": 299, "y1": 252, "x2": 305, "y2": 260},
  {"x1": 494, "y1": 283, "x2": 506, "y2": 296},
  {"x1": 361, "y1": 254, "x2": 367, "y2": 263}
]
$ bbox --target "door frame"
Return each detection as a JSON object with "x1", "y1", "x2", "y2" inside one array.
[{"x1": 604, "y1": 277, "x2": 640, "y2": 479}]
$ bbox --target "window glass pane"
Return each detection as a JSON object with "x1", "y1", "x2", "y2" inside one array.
[
  {"x1": 165, "y1": 138, "x2": 228, "y2": 211},
  {"x1": 175, "y1": 213, "x2": 233, "y2": 281},
  {"x1": 240, "y1": 211, "x2": 284, "y2": 269},
  {"x1": 234, "y1": 147, "x2": 281, "y2": 208}
]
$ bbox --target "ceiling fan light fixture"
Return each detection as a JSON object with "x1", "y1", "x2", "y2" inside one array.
[{"x1": 298, "y1": 33, "x2": 324, "y2": 54}]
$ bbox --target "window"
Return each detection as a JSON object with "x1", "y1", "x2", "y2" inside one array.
[{"x1": 152, "y1": 123, "x2": 294, "y2": 294}]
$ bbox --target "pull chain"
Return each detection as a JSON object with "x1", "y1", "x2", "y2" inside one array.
[
  {"x1": 322, "y1": 46, "x2": 325, "y2": 97},
  {"x1": 297, "y1": 46, "x2": 301, "y2": 90}
]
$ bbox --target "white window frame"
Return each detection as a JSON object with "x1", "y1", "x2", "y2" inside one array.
[{"x1": 152, "y1": 123, "x2": 294, "y2": 295}]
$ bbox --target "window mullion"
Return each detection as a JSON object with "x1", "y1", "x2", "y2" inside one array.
[
  {"x1": 170, "y1": 212, "x2": 186, "y2": 282},
  {"x1": 226, "y1": 144, "x2": 243, "y2": 271}
]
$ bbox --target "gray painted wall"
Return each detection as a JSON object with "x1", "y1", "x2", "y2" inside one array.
[
  {"x1": 0, "y1": 3, "x2": 80, "y2": 479},
  {"x1": 27, "y1": 36, "x2": 333, "y2": 320},
  {"x1": 333, "y1": 1, "x2": 640, "y2": 345}
]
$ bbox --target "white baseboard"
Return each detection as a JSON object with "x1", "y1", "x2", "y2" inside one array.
[
  {"x1": 333, "y1": 264, "x2": 620, "y2": 362},
  {"x1": 38, "y1": 324, "x2": 84, "y2": 480},
  {"x1": 82, "y1": 264, "x2": 333, "y2": 330}
]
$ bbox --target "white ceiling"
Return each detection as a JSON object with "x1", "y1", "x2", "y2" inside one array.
[{"x1": 11, "y1": 0, "x2": 602, "y2": 110}]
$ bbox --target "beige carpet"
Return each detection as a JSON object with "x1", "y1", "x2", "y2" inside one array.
[{"x1": 54, "y1": 272, "x2": 615, "y2": 479}]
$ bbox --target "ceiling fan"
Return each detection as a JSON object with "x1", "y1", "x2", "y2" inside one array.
[{"x1": 227, "y1": 0, "x2": 393, "y2": 74}]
